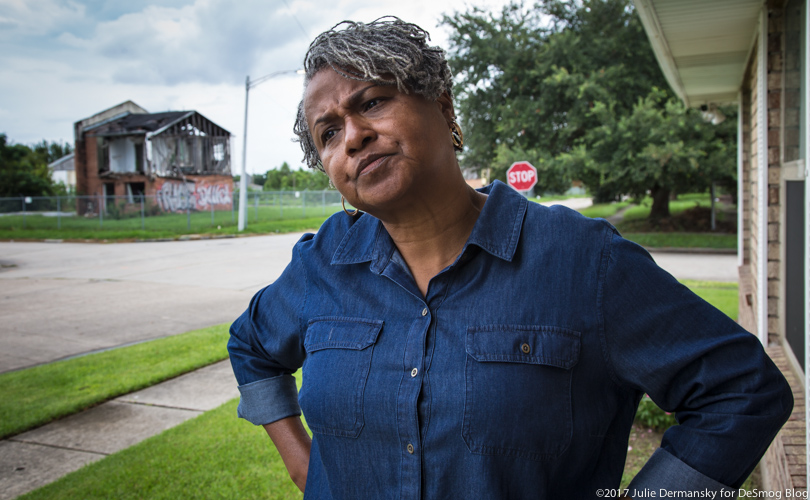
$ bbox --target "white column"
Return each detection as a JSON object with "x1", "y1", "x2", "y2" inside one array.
[{"x1": 757, "y1": 9, "x2": 769, "y2": 346}]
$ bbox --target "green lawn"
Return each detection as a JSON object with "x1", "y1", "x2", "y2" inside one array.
[
  {"x1": 532, "y1": 193, "x2": 591, "y2": 202},
  {"x1": 571, "y1": 193, "x2": 738, "y2": 250},
  {"x1": 577, "y1": 201, "x2": 631, "y2": 219},
  {"x1": 0, "y1": 324, "x2": 230, "y2": 439},
  {"x1": 621, "y1": 197, "x2": 713, "y2": 221},
  {"x1": 19, "y1": 398, "x2": 304, "y2": 500},
  {"x1": 680, "y1": 280, "x2": 739, "y2": 321},
  {"x1": 623, "y1": 232, "x2": 737, "y2": 250},
  {"x1": 0, "y1": 207, "x2": 336, "y2": 241}
]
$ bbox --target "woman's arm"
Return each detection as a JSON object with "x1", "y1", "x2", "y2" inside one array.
[
  {"x1": 600, "y1": 231, "x2": 792, "y2": 491},
  {"x1": 264, "y1": 416, "x2": 312, "y2": 493}
]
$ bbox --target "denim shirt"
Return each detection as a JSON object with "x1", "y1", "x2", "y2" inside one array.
[{"x1": 228, "y1": 181, "x2": 792, "y2": 499}]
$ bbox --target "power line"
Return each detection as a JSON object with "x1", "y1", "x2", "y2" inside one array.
[{"x1": 281, "y1": 0, "x2": 309, "y2": 39}]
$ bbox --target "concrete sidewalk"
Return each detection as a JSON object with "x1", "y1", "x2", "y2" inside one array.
[{"x1": 0, "y1": 360, "x2": 239, "y2": 500}]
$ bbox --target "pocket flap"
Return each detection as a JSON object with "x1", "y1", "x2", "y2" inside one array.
[
  {"x1": 466, "y1": 325, "x2": 580, "y2": 369},
  {"x1": 305, "y1": 317, "x2": 383, "y2": 352}
]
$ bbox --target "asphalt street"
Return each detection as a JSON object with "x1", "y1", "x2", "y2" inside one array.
[
  {"x1": 0, "y1": 227, "x2": 738, "y2": 374},
  {"x1": 0, "y1": 233, "x2": 303, "y2": 373}
]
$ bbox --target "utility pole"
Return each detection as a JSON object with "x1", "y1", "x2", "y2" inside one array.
[{"x1": 238, "y1": 69, "x2": 305, "y2": 231}]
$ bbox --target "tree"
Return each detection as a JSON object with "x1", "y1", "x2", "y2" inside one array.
[
  {"x1": 0, "y1": 134, "x2": 56, "y2": 197},
  {"x1": 444, "y1": 0, "x2": 668, "y2": 173},
  {"x1": 263, "y1": 162, "x2": 332, "y2": 191},
  {"x1": 444, "y1": 0, "x2": 737, "y2": 215},
  {"x1": 251, "y1": 172, "x2": 267, "y2": 187},
  {"x1": 572, "y1": 89, "x2": 737, "y2": 217},
  {"x1": 31, "y1": 139, "x2": 73, "y2": 164}
]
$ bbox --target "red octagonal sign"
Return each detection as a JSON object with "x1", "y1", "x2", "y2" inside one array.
[{"x1": 506, "y1": 161, "x2": 538, "y2": 192}]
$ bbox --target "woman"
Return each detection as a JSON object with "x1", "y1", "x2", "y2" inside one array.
[{"x1": 228, "y1": 17, "x2": 792, "y2": 498}]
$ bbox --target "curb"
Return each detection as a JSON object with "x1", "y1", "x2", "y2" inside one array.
[{"x1": 645, "y1": 247, "x2": 737, "y2": 255}]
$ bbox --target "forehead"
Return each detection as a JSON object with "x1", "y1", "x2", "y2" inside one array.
[
  {"x1": 304, "y1": 69, "x2": 354, "y2": 109},
  {"x1": 303, "y1": 69, "x2": 387, "y2": 126}
]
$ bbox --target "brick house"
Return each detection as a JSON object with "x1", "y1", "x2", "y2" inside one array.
[
  {"x1": 74, "y1": 101, "x2": 233, "y2": 214},
  {"x1": 633, "y1": 0, "x2": 809, "y2": 489}
]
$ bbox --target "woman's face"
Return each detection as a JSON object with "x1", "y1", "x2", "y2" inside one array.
[{"x1": 304, "y1": 68, "x2": 456, "y2": 215}]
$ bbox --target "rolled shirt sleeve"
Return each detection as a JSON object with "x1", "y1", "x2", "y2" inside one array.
[
  {"x1": 628, "y1": 448, "x2": 738, "y2": 497},
  {"x1": 600, "y1": 231, "x2": 793, "y2": 489},
  {"x1": 227, "y1": 236, "x2": 311, "y2": 426}
]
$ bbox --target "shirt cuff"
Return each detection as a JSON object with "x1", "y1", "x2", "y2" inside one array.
[
  {"x1": 236, "y1": 373, "x2": 301, "y2": 426},
  {"x1": 628, "y1": 448, "x2": 738, "y2": 498}
]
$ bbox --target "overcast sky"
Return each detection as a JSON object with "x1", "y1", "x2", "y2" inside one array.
[{"x1": 0, "y1": 0, "x2": 509, "y2": 175}]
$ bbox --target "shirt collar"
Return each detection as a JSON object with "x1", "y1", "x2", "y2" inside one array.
[{"x1": 331, "y1": 180, "x2": 527, "y2": 269}]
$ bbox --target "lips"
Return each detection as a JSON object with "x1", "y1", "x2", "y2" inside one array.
[{"x1": 356, "y1": 154, "x2": 391, "y2": 178}]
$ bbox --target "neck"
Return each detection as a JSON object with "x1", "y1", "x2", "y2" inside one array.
[{"x1": 378, "y1": 181, "x2": 487, "y2": 296}]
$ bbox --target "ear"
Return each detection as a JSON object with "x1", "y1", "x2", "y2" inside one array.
[{"x1": 436, "y1": 91, "x2": 456, "y2": 126}]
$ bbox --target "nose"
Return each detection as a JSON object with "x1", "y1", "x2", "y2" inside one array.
[{"x1": 343, "y1": 115, "x2": 376, "y2": 155}]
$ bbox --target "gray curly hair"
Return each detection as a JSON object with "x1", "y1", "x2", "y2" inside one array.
[{"x1": 293, "y1": 16, "x2": 454, "y2": 171}]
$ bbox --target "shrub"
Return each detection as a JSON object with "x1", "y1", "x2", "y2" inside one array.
[{"x1": 635, "y1": 395, "x2": 678, "y2": 431}]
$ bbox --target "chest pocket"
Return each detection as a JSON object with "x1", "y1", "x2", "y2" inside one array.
[
  {"x1": 463, "y1": 325, "x2": 580, "y2": 461},
  {"x1": 299, "y1": 317, "x2": 383, "y2": 438}
]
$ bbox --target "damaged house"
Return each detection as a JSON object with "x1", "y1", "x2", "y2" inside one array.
[{"x1": 74, "y1": 101, "x2": 233, "y2": 214}]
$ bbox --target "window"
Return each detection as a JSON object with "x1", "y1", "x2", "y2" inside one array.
[
  {"x1": 126, "y1": 182, "x2": 145, "y2": 203},
  {"x1": 213, "y1": 142, "x2": 225, "y2": 161},
  {"x1": 97, "y1": 138, "x2": 110, "y2": 173},
  {"x1": 135, "y1": 143, "x2": 144, "y2": 173}
]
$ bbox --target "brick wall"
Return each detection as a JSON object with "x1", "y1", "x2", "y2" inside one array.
[
  {"x1": 763, "y1": 345, "x2": 806, "y2": 490},
  {"x1": 766, "y1": 7, "x2": 784, "y2": 346},
  {"x1": 744, "y1": 4, "x2": 805, "y2": 490}
]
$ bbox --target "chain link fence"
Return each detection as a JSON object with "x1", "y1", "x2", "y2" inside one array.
[{"x1": 0, "y1": 190, "x2": 346, "y2": 235}]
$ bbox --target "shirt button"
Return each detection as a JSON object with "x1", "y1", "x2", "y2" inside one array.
[
  {"x1": 421, "y1": 307, "x2": 428, "y2": 317},
  {"x1": 407, "y1": 443, "x2": 414, "y2": 454},
  {"x1": 521, "y1": 343, "x2": 531, "y2": 354},
  {"x1": 411, "y1": 368, "x2": 418, "y2": 377}
]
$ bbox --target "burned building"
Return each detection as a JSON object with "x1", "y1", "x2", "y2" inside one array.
[{"x1": 74, "y1": 101, "x2": 233, "y2": 214}]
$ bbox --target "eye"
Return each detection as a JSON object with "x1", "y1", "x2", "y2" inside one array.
[
  {"x1": 321, "y1": 129, "x2": 337, "y2": 144},
  {"x1": 363, "y1": 98, "x2": 383, "y2": 111}
]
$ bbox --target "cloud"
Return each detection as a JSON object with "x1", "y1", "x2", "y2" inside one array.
[
  {"x1": 1, "y1": 0, "x2": 515, "y2": 175},
  {"x1": 0, "y1": 0, "x2": 86, "y2": 37},
  {"x1": 59, "y1": 0, "x2": 318, "y2": 86}
]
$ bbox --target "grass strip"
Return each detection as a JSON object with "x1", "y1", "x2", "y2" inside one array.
[
  {"x1": 0, "y1": 324, "x2": 229, "y2": 439},
  {"x1": 18, "y1": 398, "x2": 303, "y2": 500},
  {"x1": 577, "y1": 201, "x2": 631, "y2": 219},
  {"x1": 679, "y1": 279, "x2": 738, "y2": 321},
  {"x1": 532, "y1": 193, "x2": 591, "y2": 202},
  {"x1": 624, "y1": 232, "x2": 737, "y2": 249},
  {"x1": 0, "y1": 215, "x2": 332, "y2": 242},
  {"x1": 621, "y1": 196, "x2": 714, "y2": 221}
]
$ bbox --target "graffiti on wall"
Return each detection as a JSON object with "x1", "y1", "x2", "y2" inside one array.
[{"x1": 155, "y1": 179, "x2": 232, "y2": 212}]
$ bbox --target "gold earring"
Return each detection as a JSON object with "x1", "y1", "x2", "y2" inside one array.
[
  {"x1": 342, "y1": 196, "x2": 359, "y2": 216},
  {"x1": 450, "y1": 121, "x2": 464, "y2": 150}
]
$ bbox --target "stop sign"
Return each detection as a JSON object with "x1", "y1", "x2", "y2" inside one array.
[{"x1": 506, "y1": 161, "x2": 537, "y2": 192}]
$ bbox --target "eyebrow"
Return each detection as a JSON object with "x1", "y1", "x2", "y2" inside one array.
[{"x1": 312, "y1": 83, "x2": 380, "y2": 130}]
